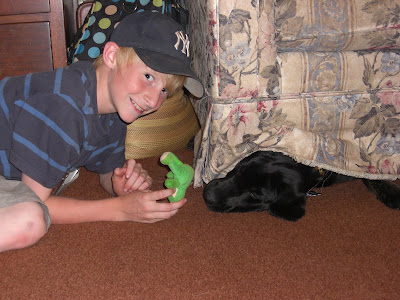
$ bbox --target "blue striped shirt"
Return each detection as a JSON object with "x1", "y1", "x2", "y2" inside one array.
[{"x1": 0, "y1": 61, "x2": 126, "y2": 188}]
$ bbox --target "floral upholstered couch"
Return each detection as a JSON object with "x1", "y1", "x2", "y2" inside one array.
[{"x1": 183, "y1": 0, "x2": 400, "y2": 187}]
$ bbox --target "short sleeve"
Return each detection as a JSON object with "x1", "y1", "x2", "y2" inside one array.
[{"x1": 9, "y1": 93, "x2": 86, "y2": 188}]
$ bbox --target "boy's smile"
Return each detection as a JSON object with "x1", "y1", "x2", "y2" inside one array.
[{"x1": 130, "y1": 99, "x2": 144, "y2": 114}]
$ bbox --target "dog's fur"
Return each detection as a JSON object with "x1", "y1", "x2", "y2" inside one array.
[{"x1": 203, "y1": 151, "x2": 400, "y2": 221}]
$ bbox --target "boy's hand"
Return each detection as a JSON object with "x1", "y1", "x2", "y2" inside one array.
[
  {"x1": 112, "y1": 159, "x2": 152, "y2": 196},
  {"x1": 118, "y1": 188, "x2": 187, "y2": 223}
]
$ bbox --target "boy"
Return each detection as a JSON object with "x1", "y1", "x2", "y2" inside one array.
[{"x1": 0, "y1": 11, "x2": 204, "y2": 252}]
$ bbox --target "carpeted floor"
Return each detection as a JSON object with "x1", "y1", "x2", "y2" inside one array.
[{"x1": 1, "y1": 148, "x2": 399, "y2": 299}]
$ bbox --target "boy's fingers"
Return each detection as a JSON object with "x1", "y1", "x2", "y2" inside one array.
[
  {"x1": 154, "y1": 197, "x2": 187, "y2": 212},
  {"x1": 136, "y1": 179, "x2": 152, "y2": 191},
  {"x1": 125, "y1": 188, "x2": 174, "y2": 201},
  {"x1": 170, "y1": 198, "x2": 187, "y2": 209},
  {"x1": 124, "y1": 160, "x2": 141, "y2": 179},
  {"x1": 149, "y1": 208, "x2": 181, "y2": 221},
  {"x1": 120, "y1": 190, "x2": 186, "y2": 222},
  {"x1": 152, "y1": 188, "x2": 175, "y2": 200},
  {"x1": 125, "y1": 170, "x2": 150, "y2": 191},
  {"x1": 113, "y1": 167, "x2": 126, "y2": 178}
]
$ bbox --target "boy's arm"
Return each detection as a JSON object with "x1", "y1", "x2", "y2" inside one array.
[
  {"x1": 22, "y1": 173, "x2": 120, "y2": 223},
  {"x1": 21, "y1": 173, "x2": 186, "y2": 224}
]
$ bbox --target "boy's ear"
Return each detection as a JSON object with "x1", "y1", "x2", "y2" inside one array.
[{"x1": 102, "y1": 42, "x2": 119, "y2": 68}]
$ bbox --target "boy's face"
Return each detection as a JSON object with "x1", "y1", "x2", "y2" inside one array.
[{"x1": 107, "y1": 58, "x2": 168, "y2": 124}]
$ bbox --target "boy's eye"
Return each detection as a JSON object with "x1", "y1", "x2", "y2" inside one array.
[
  {"x1": 162, "y1": 88, "x2": 167, "y2": 94},
  {"x1": 145, "y1": 74, "x2": 154, "y2": 81}
]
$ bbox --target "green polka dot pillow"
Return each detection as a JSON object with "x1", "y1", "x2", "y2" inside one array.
[{"x1": 68, "y1": 0, "x2": 187, "y2": 63}]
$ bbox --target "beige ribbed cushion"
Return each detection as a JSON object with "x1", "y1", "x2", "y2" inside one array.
[{"x1": 125, "y1": 90, "x2": 200, "y2": 159}]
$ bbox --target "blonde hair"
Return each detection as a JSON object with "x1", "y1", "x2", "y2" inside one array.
[{"x1": 94, "y1": 47, "x2": 186, "y2": 96}]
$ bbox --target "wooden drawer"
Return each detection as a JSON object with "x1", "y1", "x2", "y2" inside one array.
[
  {"x1": 0, "y1": 0, "x2": 50, "y2": 16},
  {"x1": 0, "y1": 0, "x2": 66, "y2": 79},
  {"x1": 0, "y1": 23, "x2": 53, "y2": 79}
]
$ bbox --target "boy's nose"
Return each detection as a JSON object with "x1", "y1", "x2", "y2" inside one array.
[{"x1": 144, "y1": 88, "x2": 164, "y2": 109}]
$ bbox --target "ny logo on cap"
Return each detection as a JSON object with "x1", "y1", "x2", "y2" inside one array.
[{"x1": 174, "y1": 31, "x2": 190, "y2": 57}]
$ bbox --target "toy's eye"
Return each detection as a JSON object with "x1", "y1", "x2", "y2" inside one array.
[{"x1": 162, "y1": 88, "x2": 167, "y2": 94}]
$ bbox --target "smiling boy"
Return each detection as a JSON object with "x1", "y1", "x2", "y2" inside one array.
[{"x1": 0, "y1": 12, "x2": 203, "y2": 252}]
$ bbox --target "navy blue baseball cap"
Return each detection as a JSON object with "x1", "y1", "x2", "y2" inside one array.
[{"x1": 110, "y1": 11, "x2": 204, "y2": 98}]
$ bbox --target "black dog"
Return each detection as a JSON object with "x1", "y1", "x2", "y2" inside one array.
[{"x1": 203, "y1": 151, "x2": 400, "y2": 221}]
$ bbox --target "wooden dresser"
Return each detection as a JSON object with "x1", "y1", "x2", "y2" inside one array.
[{"x1": 0, "y1": 0, "x2": 67, "y2": 80}]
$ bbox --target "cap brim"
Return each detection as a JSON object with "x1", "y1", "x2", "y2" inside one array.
[{"x1": 135, "y1": 48, "x2": 204, "y2": 98}]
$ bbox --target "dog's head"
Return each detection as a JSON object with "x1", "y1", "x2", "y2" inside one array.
[
  {"x1": 203, "y1": 175, "x2": 272, "y2": 213},
  {"x1": 202, "y1": 151, "x2": 320, "y2": 221}
]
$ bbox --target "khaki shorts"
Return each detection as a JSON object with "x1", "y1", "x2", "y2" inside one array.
[{"x1": 0, "y1": 176, "x2": 51, "y2": 231}]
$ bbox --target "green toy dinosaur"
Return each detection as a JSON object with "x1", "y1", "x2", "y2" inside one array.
[{"x1": 160, "y1": 152, "x2": 194, "y2": 202}]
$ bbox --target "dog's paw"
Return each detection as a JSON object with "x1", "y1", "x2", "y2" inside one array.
[
  {"x1": 267, "y1": 195, "x2": 306, "y2": 222},
  {"x1": 363, "y1": 179, "x2": 400, "y2": 210}
]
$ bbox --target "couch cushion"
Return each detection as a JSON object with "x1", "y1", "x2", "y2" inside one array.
[
  {"x1": 279, "y1": 50, "x2": 400, "y2": 94},
  {"x1": 275, "y1": 0, "x2": 400, "y2": 52}
]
